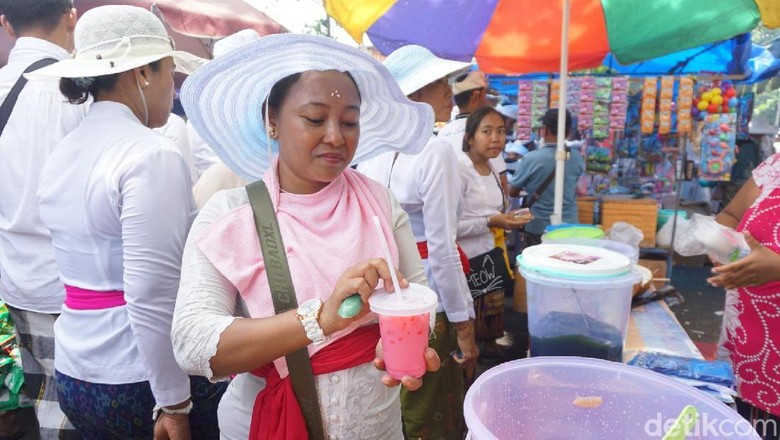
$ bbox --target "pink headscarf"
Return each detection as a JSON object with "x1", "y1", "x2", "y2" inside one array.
[{"x1": 197, "y1": 158, "x2": 398, "y2": 377}]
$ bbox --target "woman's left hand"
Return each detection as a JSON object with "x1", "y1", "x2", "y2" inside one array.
[
  {"x1": 708, "y1": 232, "x2": 780, "y2": 289},
  {"x1": 373, "y1": 344, "x2": 440, "y2": 391}
]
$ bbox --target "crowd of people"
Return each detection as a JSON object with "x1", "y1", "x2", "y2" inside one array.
[{"x1": 0, "y1": 1, "x2": 779, "y2": 440}]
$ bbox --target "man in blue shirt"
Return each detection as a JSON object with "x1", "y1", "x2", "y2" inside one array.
[{"x1": 509, "y1": 108, "x2": 585, "y2": 246}]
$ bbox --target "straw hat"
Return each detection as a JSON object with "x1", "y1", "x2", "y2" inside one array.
[
  {"x1": 452, "y1": 70, "x2": 487, "y2": 95},
  {"x1": 180, "y1": 34, "x2": 435, "y2": 182},
  {"x1": 26, "y1": 5, "x2": 206, "y2": 80},
  {"x1": 382, "y1": 45, "x2": 471, "y2": 96}
]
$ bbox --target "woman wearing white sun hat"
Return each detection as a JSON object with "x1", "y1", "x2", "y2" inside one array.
[
  {"x1": 357, "y1": 45, "x2": 478, "y2": 439},
  {"x1": 27, "y1": 5, "x2": 224, "y2": 439},
  {"x1": 171, "y1": 34, "x2": 442, "y2": 439}
]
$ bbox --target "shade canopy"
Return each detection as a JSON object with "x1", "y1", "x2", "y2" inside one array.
[{"x1": 325, "y1": 0, "x2": 766, "y2": 74}]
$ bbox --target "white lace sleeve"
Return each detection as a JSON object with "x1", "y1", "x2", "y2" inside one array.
[{"x1": 172, "y1": 189, "x2": 245, "y2": 382}]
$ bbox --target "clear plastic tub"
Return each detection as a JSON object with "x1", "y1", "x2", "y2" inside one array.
[
  {"x1": 464, "y1": 357, "x2": 759, "y2": 439},
  {"x1": 518, "y1": 245, "x2": 636, "y2": 362}
]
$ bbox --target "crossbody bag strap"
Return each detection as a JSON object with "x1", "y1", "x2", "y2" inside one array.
[
  {"x1": 246, "y1": 180, "x2": 326, "y2": 440},
  {"x1": 524, "y1": 146, "x2": 570, "y2": 209},
  {"x1": 0, "y1": 58, "x2": 57, "y2": 138},
  {"x1": 524, "y1": 168, "x2": 556, "y2": 209}
]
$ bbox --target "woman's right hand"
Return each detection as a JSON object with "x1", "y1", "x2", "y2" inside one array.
[
  {"x1": 488, "y1": 212, "x2": 533, "y2": 230},
  {"x1": 319, "y1": 258, "x2": 408, "y2": 336},
  {"x1": 153, "y1": 413, "x2": 191, "y2": 440},
  {"x1": 452, "y1": 320, "x2": 479, "y2": 370}
]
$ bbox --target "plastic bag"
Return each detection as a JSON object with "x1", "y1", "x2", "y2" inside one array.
[
  {"x1": 606, "y1": 222, "x2": 644, "y2": 250},
  {"x1": 673, "y1": 214, "x2": 749, "y2": 264},
  {"x1": 628, "y1": 352, "x2": 735, "y2": 388},
  {"x1": 657, "y1": 214, "x2": 689, "y2": 249}
]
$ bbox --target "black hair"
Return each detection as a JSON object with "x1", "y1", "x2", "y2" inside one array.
[
  {"x1": 59, "y1": 60, "x2": 162, "y2": 105},
  {"x1": 453, "y1": 72, "x2": 483, "y2": 109},
  {"x1": 0, "y1": 0, "x2": 72, "y2": 34},
  {"x1": 264, "y1": 70, "x2": 361, "y2": 118},
  {"x1": 266, "y1": 72, "x2": 304, "y2": 116},
  {"x1": 462, "y1": 106, "x2": 504, "y2": 152},
  {"x1": 541, "y1": 108, "x2": 572, "y2": 137}
]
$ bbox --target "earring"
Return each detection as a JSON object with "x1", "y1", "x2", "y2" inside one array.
[
  {"x1": 269, "y1": 128, "x2": 277, "y2": 138},
  {"x1": 142, "y1": 80, "x2": 150, "y2": 88}
]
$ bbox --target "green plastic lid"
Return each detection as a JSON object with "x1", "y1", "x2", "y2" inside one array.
[{"x1": 545, "y1": 226, "x2": 605, "y2": 240}]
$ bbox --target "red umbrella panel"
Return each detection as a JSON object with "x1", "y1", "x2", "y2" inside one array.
[{"x1": 0, "y1": 0, "x2": 288, "y2": 65}]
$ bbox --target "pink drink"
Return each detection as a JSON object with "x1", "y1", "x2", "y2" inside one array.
[
  {"x1": 378, "y1": 312, "x2": 430, "y2": 379},
  {"x1": 369, "y1": 283, "x2": 438, "y2": 381}
]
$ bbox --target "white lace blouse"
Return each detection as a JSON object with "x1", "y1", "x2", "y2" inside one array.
[{"x1": 172, "y1": 187, "x2": 426, "y2": 440}]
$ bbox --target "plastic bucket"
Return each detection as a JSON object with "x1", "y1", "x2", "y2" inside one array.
[
  {"x1": 544, "y1": 224, "x2": 605, "y2": 240},
  {"x1": 518, "y1": 245, "x2": 636, "y2": 362},
  {"x1": 658, "y1": 208, "x2": 689, "y2": 230},
  {"x1": 464, "y1": 357, "x2": 760, "y2": 439}
]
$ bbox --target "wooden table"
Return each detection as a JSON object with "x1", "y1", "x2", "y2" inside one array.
[{"x1": 623, "y1": 299, "x2": 703, "y2": 362}]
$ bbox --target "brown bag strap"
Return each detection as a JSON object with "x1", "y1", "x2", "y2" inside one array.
[{"x1": 246, "y1": 180, "x2": 325, "y2": 440}]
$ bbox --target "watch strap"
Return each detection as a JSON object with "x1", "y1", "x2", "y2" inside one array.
[
  {"x1": 247, "y1": 180, "x2": 326, "y2": 440},
  {"x1": 300, "y1": 309, "x2": 326, "y2": 345}
]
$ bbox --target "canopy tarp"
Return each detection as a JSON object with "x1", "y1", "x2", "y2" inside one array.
[{"x1": 487, "y1": 34, "x2": 763, "y2": 98}]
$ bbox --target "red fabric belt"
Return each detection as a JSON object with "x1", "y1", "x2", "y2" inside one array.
[
  {"x1": 416, "y1": 241, "x2": 471, "y2": 274},
  {"x1": 64, "y1": 284, "x2": 126, "y2": 310},
  {"x1": 248, "y1": 324, "x2": 380, "y2": 440}
]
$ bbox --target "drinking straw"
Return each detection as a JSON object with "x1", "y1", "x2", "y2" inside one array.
[{"x1": 372, "y1": 216, "x2": 404, "y2": 296}]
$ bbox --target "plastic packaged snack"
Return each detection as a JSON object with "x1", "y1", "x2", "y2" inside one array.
[
  {"x1": 628, "y1": 352, "x2": 735, "y2": 388},
  {"x1": 673, "y1": 214, "x2": 749, "y2": 264}
]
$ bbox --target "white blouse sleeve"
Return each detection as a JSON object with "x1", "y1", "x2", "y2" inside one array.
[
  {"x1": 172, "y1": 191, "x2": 241, "y2": 382},
  {"x1": 119, "y1": 146, "x2": 195, "y2": 407},
  {"x1": 389, "y1": 190, "x2": 427, "y2": 287},
  {"x1": 420, "y1": 140, "x2": 474, "y2": 322},
  {"x1": 456, "y1": 163, "x2": 491, "y2": 239}
]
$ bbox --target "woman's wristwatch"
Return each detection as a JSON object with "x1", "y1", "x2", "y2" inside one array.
[
  {"x1": 152, "y1": 400, "x2": 193, "y2": 421},
  {"x1": 297, "y1": 298, "x2": 327, "y2": 345}
]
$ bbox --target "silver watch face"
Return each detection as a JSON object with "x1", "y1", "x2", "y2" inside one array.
[{"x1": 299, "y1": 298, "x2": 322, "y2": 316}]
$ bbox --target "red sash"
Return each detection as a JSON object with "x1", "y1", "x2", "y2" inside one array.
[
  {"x1": 64, "y1": 284, "x2": 126, "y2": 310},
  {"x1": 248, "y1": 324, "x2": 380, "y2": 439},
  {"x1": 416, "y1": 241, "x2": 471, "y2": 274}
]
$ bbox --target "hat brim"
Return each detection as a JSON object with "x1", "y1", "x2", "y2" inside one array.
[
  {"x1": 181, "y1": 34, "x2": 435, "y2": 182},
  {"x1": 25, "y1": 50, "x2": 206, "y2": 80},
  {"x1": 398, "y1": 57, "x2": 472, "y2": 96}
]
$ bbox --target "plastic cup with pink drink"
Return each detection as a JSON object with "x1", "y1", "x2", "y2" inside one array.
[{"x1": 369, "y1": 282, "x2": 438, "y2": 380}]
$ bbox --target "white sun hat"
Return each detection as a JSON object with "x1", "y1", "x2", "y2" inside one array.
[
  {"x1": 496, "y1": 104, "x2": 519, "y2": 120},
  {"x1": 26, "y1": 5, "x2": 206, "y2": 80},
  {"x1": 383, "y1": 45, "x2": 472, "y2": 96},
  {"x1": 180, "y1": 34, "x2": 435, "y2": 182},
  {"x1": 213, "y1": 29, "x2": 261, "y2": 58}
]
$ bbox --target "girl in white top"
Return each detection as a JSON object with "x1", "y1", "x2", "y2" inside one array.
[
  {"x1": 30, "y1": 6, "x2": 221, "y2": 439},
  {"x1": 457, "y1": 107, "x2": 531, "y2": 358},
  {"x1": 171, "y1": 34, "x2": 440, "y2": 440}
]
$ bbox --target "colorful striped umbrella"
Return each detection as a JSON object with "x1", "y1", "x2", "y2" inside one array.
[{"x1": 325, "y1": 0, "x2": 773, "y2": 74}]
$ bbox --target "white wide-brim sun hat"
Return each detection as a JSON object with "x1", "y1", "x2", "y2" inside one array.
[
  {"x1": 180, "y1": 34, "x2": 435, "y2": 182},
  {"x1": 383, "y1": 45, "x2": 472, "y2": 96},
  {"x1": 26, "y1": 5, "x2": 206, "y2": 80}
]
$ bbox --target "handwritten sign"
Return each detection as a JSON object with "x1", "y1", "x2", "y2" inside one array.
[{"x1": 466, "y1": 247, "x2": 511, "y2": 299}]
